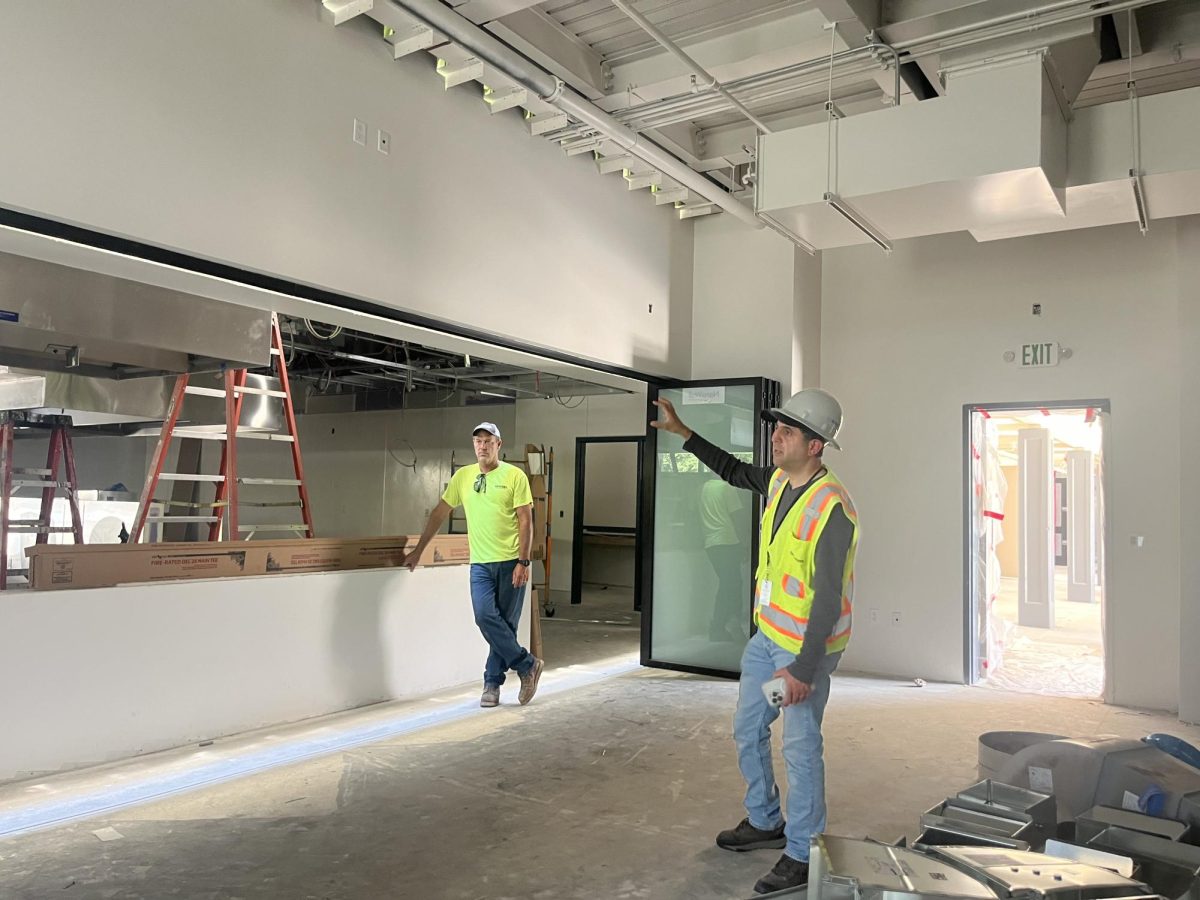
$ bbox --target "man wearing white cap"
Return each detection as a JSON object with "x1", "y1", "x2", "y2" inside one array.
[
  {"x1": 404, "y1": 422, "x2": 544, "y2": 708},
  {"x1": 652, "y1": 389, "x2": 858, "y2": 895}
]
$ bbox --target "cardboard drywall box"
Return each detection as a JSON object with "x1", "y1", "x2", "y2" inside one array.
[{"x1": 26, "y1": 534, "x2": 469, "y2": 591}]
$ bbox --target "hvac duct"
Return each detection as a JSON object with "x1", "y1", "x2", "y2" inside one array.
[{"x1": 0, "y1": 251, "x2": 271, "y2": 379}]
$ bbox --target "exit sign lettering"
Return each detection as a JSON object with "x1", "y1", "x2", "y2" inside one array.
[{"x1": 1021, "y1": 342, "x2": 1058, "y2": 368}]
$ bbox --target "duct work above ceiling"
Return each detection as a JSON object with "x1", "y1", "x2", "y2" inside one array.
[{"x1": 317, "y1": 0, "x2": 1200, "y2": 249}]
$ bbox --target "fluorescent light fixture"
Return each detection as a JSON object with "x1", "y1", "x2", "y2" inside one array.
[
  {"x1": 823, "y1": 192, "x2": 892, "y2": 253},
  {"x1": 478, "y1": 389, "x2": 514, "y2": 399},
  {"x1": 1129, "y1": 169, "x2": 1148, "y2": 235}
]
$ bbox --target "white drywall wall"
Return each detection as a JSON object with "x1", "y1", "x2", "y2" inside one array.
[
  {"x1": 822, "y1": 220, "x2": 1185, "y2": 712},
  {"x1": 0, "y1": 0, "x2": 692, "y2": 378}
]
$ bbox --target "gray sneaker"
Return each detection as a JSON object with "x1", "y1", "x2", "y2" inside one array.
[
  {"x1": 517, "y1": 657, "x2": 544, "y2": 705},
  {"x1": 480, "y1": 685, "x2": 500, "y2": 708}
]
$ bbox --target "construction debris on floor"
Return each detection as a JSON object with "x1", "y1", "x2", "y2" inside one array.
[{"x1": 786, "y1": 731, "x2": 1200, "y2": 900}]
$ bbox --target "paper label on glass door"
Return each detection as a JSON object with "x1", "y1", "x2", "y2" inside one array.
[
  {"x1": 758, "y1": 580, "x2": 771, "y2": 608},
  {"x1": 682, "y1": 386, "x2": 726, "y2": 405}
]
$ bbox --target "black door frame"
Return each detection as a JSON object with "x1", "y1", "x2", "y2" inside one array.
[
  {"x1": 571, "y1": 435, "x2": 646, "y2": 609},
  {"x1": 640, "y1": 377, "x2": 781, "y2": 679}
]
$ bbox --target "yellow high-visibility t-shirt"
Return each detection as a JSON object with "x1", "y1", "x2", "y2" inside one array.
[{"x1": 442, "y1": 461, "x2": 533, "y2": 563}]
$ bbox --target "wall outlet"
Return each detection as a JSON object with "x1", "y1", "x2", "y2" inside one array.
[
  {"x1": 352, "y1": 118, "x2": 367, "y2": 146},
  {"x1": 891, "y1": 611, "x2": 902, "y2": 626},
  {"x1": 868, "y1": 608, "x2": 880, "y2": 624},
  {"x1": 377, "y1": 129, "x2": 390, "y2": 155}
]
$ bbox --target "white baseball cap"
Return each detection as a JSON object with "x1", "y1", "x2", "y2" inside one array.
[{"x1": 472, "y1": 422, "x2": 501, "y2": 439}]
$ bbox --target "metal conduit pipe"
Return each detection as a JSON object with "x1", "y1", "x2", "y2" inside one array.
[
  {"x1": 386, "y1": 0, "x2": 764, "y2": 230},
  {"x1": 610, "y1": 0, "x2": 775, "y2": 133},
  {"x1": 548, "y1": 50, "x2": 894, "y2": 142}
]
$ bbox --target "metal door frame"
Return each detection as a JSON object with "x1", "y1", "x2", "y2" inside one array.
[
  {"x1": 571, "y1": 435, "x2": 645, "y2": 609},
  {"x1": 962, "y1": 399, "x2": 1111, "y2": 697},
  {"x1": 641, "y1": 377, "x2": 781, "y2": 679}
]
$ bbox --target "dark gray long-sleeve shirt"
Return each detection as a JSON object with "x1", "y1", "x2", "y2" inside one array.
[{"x1": 683, "y1": 433, "x2": 855, "y2": 683}]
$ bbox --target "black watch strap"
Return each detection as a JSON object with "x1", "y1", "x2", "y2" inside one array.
[{"x1": 517, "y1": 559, "x2": 531, "y2": 567}]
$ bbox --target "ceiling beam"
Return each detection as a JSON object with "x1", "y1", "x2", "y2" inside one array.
[
  {"x1": 455, "y1": 0, "x2": 545, "y2": 26},
  {"x1": 605, "y1": 8, "x2": 835, "y2": 108},
  {"x1": 484, "y1": 8, "x2": 610, "y2": 100}
]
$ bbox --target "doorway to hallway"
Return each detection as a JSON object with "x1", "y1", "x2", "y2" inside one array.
[{"x1": 964, "y1": 403, "x2": 1108, "y2": 699}]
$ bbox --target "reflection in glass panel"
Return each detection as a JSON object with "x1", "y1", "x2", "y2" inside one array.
[{"x1": 651, "y1": 385, "x2": 758, "y2": 672}]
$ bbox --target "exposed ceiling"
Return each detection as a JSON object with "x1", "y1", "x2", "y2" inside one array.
[
  {"x1": 277, "y1": 315, "x2": 630, "y2": 412},
  {"x1": 321, "y1": 0, "x2": 1200, "y2": 229}
]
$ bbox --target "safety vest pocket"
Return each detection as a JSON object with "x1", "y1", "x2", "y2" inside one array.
[{"x1": 780, "y1": 574, "x2": 806, "y2": 598}]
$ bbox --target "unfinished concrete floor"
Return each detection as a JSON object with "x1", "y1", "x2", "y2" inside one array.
[{"x1": 2, "y1": 586, "x2": 1197, "y2": 900}]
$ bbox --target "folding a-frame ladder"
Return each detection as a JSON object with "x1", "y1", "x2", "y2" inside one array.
[
  {"x1": 132, "y1": 314, "x2": 315, "y2": 542},
  {"x1": 0, "y1": 412, "x2": 83, "y2": 589}
]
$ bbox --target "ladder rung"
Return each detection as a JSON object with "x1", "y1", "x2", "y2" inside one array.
[
  {"x1": 10, "y1": 526, "x2": 76, "y2": 534},
  {"x1": 11, "y1": 479, "x2": 70, "y2": 489},
  {"x1": 6, "y1": 568, "x2": 29, "y2": 575},
  {"x1": 238, "y1": 524, "x2": 310, "y2": 533},
  {"x1": 233, "y1": 386, "x2": 287, "y2": 398},
  {"x1": 270, "y1": 347, "x2": 282, "y2": 356},
  {"x1": 238, "y1": 478, "x2": 302, "y2": 486},
  {"x1": 238, "y1": 501, "x2": 303, "y2": 509},
  {"x1": 14, "y1": 468, "x2": 52, "y2": 477},
  {"x1": 9, "y1": 519, "x2": 48, "y2": 527},
  {"x1": 159, "y1": 500, "x2": 228, "y2": 509},
  {"x1": 182, "y1": 385, "x2": 287, "y2": 399},
  {"x1": 158, "y1": 473, "x2": 226, "y2": 483},
  {"x1": 233, "y1": 431, "x2": 295, "y2": 442},
  {"x1": 171, "y1": 429, "x2": 295, "y2": 443},
  {"x1": 142, "y1": 515, "x2": 220, "y2": 523}
]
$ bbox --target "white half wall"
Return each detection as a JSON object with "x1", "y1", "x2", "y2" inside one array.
[
  {"x1": 822, "y1": 220, "x2": 1185, "y2": 712},
  {"x1": 0, "y1": 0, "x2": 693, "y2": 378},
  {"x1": 0, "y1": 565, "x2": 527, "y2": 781}
]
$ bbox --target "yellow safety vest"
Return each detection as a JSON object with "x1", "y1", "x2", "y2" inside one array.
[{"x1": 753, "y1": 468, "x2": 858, "y2": 656}]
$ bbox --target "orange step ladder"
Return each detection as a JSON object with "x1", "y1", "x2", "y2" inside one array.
[
  {"x1": 0, "y1": 412, "x2": 83, "y2": 589},
  {"x1": 132, "y1": 314, "x2": 315, "y2": 543}
]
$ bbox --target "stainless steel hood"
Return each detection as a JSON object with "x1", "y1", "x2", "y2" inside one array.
[{"x1": 0, "y1": 250, "x2": 271, "y2": 379}]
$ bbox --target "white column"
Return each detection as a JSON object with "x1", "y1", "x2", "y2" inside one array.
[
  {"x1": 1066, "y1": 449, "x2": 1096, "y2": 603},
  {"x1": 1018, "y1": 427, "x2": 1054, "y2": 629}
]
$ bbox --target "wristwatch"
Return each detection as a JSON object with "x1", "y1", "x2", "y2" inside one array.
[{"x1": 517, "y1": 559, "x2": 531, "y2": 567}]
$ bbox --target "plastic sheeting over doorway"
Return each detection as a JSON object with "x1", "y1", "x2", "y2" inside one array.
[{"x1": 968, "y1": 406, "x2": 1107, "y2": 699}]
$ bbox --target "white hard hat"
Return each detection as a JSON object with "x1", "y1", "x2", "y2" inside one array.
[
  {"x1": 764, "y1": 389, "x2": 843, "y2": 450},
  {"x1": 472, "y1": 422, "x2": 501, "y2": 439}
]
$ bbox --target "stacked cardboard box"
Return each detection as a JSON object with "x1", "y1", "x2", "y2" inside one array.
[{"x1": 25, "y1": 534, "x2": 469, "y2": 592}]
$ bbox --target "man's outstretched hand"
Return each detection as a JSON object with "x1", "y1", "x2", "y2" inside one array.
[{"x1": 651, "y1": 398, "x2": 693, "y2": 440}]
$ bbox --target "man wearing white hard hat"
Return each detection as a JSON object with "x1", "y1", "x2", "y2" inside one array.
[
  {"x1": 404, "y1": 422, "x2": 544, "y2": 708},
  {"x1": 652, "y1": 388, "x2": 858, "y2": 895}
]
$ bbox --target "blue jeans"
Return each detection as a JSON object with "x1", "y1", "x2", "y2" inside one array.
[
  {"x1": 733, "y1": 630, "x2": 841, "y2": 862},
  {"x1": 469, "y1": 561, "x2": 533, "y2": 686}
]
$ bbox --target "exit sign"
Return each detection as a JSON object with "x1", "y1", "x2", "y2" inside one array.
[{"x1": 1021, "y1": 342, "x2": 1059, "y2": 368}]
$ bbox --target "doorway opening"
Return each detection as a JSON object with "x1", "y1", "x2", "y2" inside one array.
[
  {"x1": 558, "y1": 436, "x2": 644, "y2": 666},
  {"x1": 965, "y1": 402, "x2": 1108, "y2": 699}
]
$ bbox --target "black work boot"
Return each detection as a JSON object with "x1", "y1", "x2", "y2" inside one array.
[
  {"x1": 715, "y1": 817, "x2": 786, "y2": 852},
  {"x1": 754, "y1": 853, "x2": 809, "y2": 894}
]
